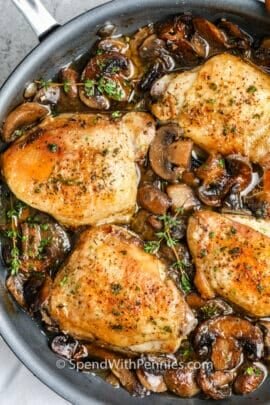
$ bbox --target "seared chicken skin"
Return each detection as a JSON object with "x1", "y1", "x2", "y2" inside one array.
[
  {"x1": 188, "y1": 211, "x2": 270, "y2": 317},
  {"x1": 49, "y1": 225, "x2": 196, "y2": 353},
  {"x1": 152, "y1": 53, "x2": 270, "y2": 165},
  {"x1": 1, "y1": 112, "x2": 155, "y2": 227}
]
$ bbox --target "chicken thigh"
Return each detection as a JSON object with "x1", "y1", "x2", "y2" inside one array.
[
  {"x1": 48, "y1": 224, "x2": 196, "y2": 353},
  {"x1": 1, "y1": 112, "x2": 155, "y2": 227},
  {"x1": 188, "y1": 210, "x2": 270, "y2": 317},
  {"x1": 151, "y1": 53, "x2": 270, "y2": 165}
]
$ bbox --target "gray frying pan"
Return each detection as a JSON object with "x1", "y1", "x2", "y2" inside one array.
[{"x1": 0, "y1": 0, "x2": 270, "y2": 404}]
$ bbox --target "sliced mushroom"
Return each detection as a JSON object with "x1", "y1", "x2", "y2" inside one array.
[
  {"x1": 97, "y1": 22, "x2": 116, "y2": 38},
  {"x1": 186, "y1": 292, "x2": 206, "y2": 310},
  {"x1": 136, "y1": 369, "x2": 167, "y2": 393},
  {"x1": 24, "y1": 82, "x2": 38, "y2": 99},
  {"x1": 98, "y1": 38, "x2": 129, "y2": 54},
  {"x1": 129, "y1": 25, "x2": 154, "y2": 69},
  {"x1": 226, "y1": 154, "x2": 253, "y2": 191},
  {"x1": 234, "y1": 362, "x2": 267, "y2": 395},
  {"x1": 6, "y1": 272, "x2": 27, "y2": 308},
  {"x1": 167, "y1": 139, "x2": 193, "y2": 168},
  {"x1": 211, "y1": 337, "x2": 242, "y2": 371},
  {"x1": 218, "y1": 19, "x2": 251, "y2": 49},
  {"x1": 137, "y1": 184, "x2": 170, "y2": 215},
  {"x1": 167, "y1": 184, "x2": 200, "y2": 212},
  {"x1": 34, "y1": 86, "x2": 61, "y2": 105},
  {"x1": 60, "y1": 66, "x2": 79, "y2": 99},
  {"x1": 196, "y1": 155, "x2": 226, "y2": 185},
  {"x1": 194, "y1": 316, "x2": 264, "y2": 361},
  {"x1": 197, "y1": 362, "x2": 235, "y2": 400},
  {"x1": 130, "y1": 209, "x2": 158, "y2": 241},
  {"x1": 85, "y1": 343, "x2": 146, "y2": 396},
  {"x1": 80, "y1": 52, "x2": 133, "y2": 109},
  {"x1": 164, "y1": 364, "x2": 200, "y2": 397},
  {"x1": 253, "y1": 37, "x2": 270, "y2": 69},
  {"x1": 198, "y1": 299, "x2": 233, "y2": 320},
  {"x1": 193, "y1": 18, "x2": 228, "y2": 50},
  {"x1": 19, "y1": 221, "x2": 71, "y2": 273},
  {"x1": 149, "y1": 124, "x2": 186, "y2": 181},
  {"x1": 258, "y1": 321, "x2": 270, "y2": 361},
  {"x1": 51, "y1": 334, "x2": 88, "y2": 361},
  {"x1": 2, "y1": 102, "x2": 48, "y2": 142}
]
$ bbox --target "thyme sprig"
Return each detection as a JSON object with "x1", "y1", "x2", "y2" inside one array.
[{"x1": 144, "y1": 209, "x2": 191, "y2": 293}]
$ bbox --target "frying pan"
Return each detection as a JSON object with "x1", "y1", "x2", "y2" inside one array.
[{"x1": 0, "y1": 0, "x2": 270, "y2": 404}]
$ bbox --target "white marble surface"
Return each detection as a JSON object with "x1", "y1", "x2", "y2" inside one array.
[{"x1": 0, "y1": 1, "x2": 109, "y2": 404}]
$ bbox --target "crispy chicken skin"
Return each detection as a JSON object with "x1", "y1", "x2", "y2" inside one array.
[
  {"x1": 1, "y1": 112, "x2": 155, "y2": 227},
  {"x1": 152, "y1": 53, "x2": 270, "y2": 165},
  {"x1": 187, "y1": 211, "x2": 270, "y2": 317},
  {"x1": 48, "y1": 225, "x2": 196, "y2": 353}
]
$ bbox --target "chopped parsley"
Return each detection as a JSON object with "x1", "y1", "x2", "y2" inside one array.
[
  {"x1": 247, "y1": 85, "x2": 257, "y2": 94},
  {"x1": 48, "y1": 143, "x2": 58, "y2": 153}
]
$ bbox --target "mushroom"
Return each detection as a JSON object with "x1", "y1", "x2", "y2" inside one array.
[
  {"x1": 34, "y1": 86, "x2": 61, "y2": 105},
  {"x1": 194, "y1": 316, "x2": 264, "y2": 361},
  {"x1": 97, "y1": 22, "x2": 116, "y2": 38},
  {"x1": 211, "y1": 337, "x2": 242, "y2": 371},
  {"x1": 129, "y1": 25, "x2": 154, "y2": 70},
  {"x1": 51, "y1": 334, "x2": 88, "y2": 361},
  {"x1": 136, "y1": 369, "x2": 167, "y2": 393},
  {"x1": 258, "y1": 321, "x2": 270, "y2": 362},
  {"x1": 149, "y1": 124, "x2": 190, "y2": 181},
  {"x1": 130, "y1": 209, "x2": 158, "y2": 241},
  {"x1": 253, "y1": 37, "x2": 270, "y2": 70},
  {"x1": 79, "y1": 52, "x2": 133, "y2": 109},
  {"x1": 19, "y1": 221, "x2": 71, "y2": 273},
  {"x1": 97, "y1": 38, "x2": 129, "y2": 54},
  {"x1": 163, "y1": 364, "x2": 200, "y2": 397},
  {"x1": 226, "y1": 154, "x2": 253, "y2": 191},
  {"x1": 234, "y1": 362, "x2": 267, "y2": 395},
  {"x1": 85, "y1": 343, "x2": 146, "y2": 396},
  {"x1": 218, "y1": 19, "x2": 251, "y2": 50},
  {"x1": 196, "y1": 154, "x2": 232, "y2": 207},
  {"x1": 60, "y1": 66, "x2": 79, "y2": 99},
  {"x1": 24, "y1": 82, "x2": 38, "y2": 99},
  {"x1": 167, "y1": 184, "x2": 200, "y2": 212},
  {"x1": 197, "y1": 362, "x2": 235, "y2": 400},
  {"x1": 137, "y1": 184, "x2": 170, "y2": 215},
  {"x1": 156, "y1": 16, "x2": 203, "y2": 65},
  {"x1": 6, "y1": 273, "x2": 27, "y2": 308},
  {"x1": 2, "y1": 102, "x2": 48, "y2": 142},
  {"x1": 192, "y1": 18, "x2": 228, "y2": 51},
  {"x1": 198, "y1": 299, "x2": 233, "y2": 320}
]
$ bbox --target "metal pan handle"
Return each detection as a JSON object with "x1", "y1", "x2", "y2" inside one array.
[{"x1": 11, "y1": 0, "x2": 60, "y2": 41}]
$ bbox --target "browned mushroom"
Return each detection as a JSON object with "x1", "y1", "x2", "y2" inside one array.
[
  {"x1": 211, "y1": 337, "x2": 242, "y2": 371},
  {"x1": 198, "y1": 298, "x2": 233, "y2": 320},
  {"x1": 85, "y1": 343, "x2": 146, "y2": 396},
  {"x1": 60, "y1": 66, "x2": 79, "y2": 99},
  {"x1": 167, "y1": 184, "x2": 200, "y2": 212},
  {"x1": 2, "y1": 102, "x2": 48, "y2": 142},
  {"x1": 218, "y1": 19, "x2": 251, "y2": 50},
  {"x1": 193, "y1": 18, "x2": 228, "y2": 51},
  {"x1": 129, "y1": 25, "x2": 154, "y2": 70},
  {"x1": 194, "y1": 316, "x2": 264, "y2": 361},
  {"x1": 79, "y1": 52, "x2": 133, "y2": 109},
  {"x1": 34, "y1": 85, "x2": 61, "y2": 105},
  {"x1": 186, "y1": 292, "x2": 206, "y2": 310},
  {"x1": 196, "y1": 155, "x2": 231, "y2": 207},
  {"x1": 164, "y1": 364, "x2": 200, "y2": 397},
  {"x1": 197, "y1": 362, "x2": 235, "y2": 400},
  {"x1": 6, "y1": 272, "x2": 27, "y2": 308},
  {"x1": 136, "y1": 368, "x2": 167, "y2": 393},
  {"x1": 97, "y1": 38, "x2": 129, "y2": 54},
  {"x1": 234, "y1": 362, "x2": 267, "y2": 395},
  {"x1": 258, "y1": 321, "x2": 270, "y2": 362},
  {"x1": 226, "y1": 155, "x2": 253, "y2": 191},
  {"x1": 51, "y1": 334, "x2": 88, "y2": 361},
  {"x1": 130, "y1": 209, "x2": 158, "y2": 241},
  {"x1": 149, "y1": 124, "x2": 189, "y2": 181},
  {"x1": 137, "y1": 184, "x2": 170, "y2": 215}
]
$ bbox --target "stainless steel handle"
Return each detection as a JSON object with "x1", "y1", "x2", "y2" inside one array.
[{"x1": 12, "y1": 0, "x2": 59, "y2": 40}]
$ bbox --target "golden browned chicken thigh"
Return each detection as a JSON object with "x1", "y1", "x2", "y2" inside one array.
[
  {"x1": 48, "y1": 225, "x2": 196, "y2": 353},
  {"x1": 188, "y1": 211, "x2": 270, "y2": 317},
  {"x1": 152, "y1": 53, "x2": 270, "y2": 165},
  {"x1": 1, "y1": 112, "x2": 155, "y2": 227}
]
